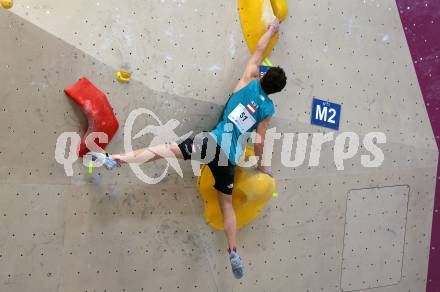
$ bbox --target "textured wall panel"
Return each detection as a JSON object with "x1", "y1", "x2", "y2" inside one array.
[{"x1": 341, "y1": 185, "x2": 409, "y2": 291}]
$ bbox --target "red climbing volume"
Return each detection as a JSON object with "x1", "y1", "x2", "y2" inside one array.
[{"x1": 64, "y1": 77, "x2": 119, "y2": 157}]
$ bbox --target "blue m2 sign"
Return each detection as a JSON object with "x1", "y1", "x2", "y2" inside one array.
[{"x1": 311, "y1": 98, "x2": 341, "y2": 130}]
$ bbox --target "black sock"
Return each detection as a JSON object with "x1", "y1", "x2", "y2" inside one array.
[{"x1": 228, "y1": 247, "x2": 237, "y2": 254}]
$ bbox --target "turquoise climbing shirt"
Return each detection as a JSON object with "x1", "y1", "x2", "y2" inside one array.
[{"x1": 210, "y1": 79, "x2": 275, "y2": 165}]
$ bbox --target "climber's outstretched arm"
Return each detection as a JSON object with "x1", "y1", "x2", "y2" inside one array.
[{"x1": 233, "y1": 17, "x2": 280, "y2": 92}]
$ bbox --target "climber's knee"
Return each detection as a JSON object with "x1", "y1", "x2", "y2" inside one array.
[{"x1": 169, "y1": 142, "x2": 184, "y2": 159}]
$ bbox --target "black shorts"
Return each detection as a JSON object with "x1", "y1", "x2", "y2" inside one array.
[{"x1": 178, "y1": 133, "x2": 236, "y2": 195}]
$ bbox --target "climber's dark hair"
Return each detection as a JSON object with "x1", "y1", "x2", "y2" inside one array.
[{"x1": 260, "y1": 66, "x2": 287, "y2": 95}]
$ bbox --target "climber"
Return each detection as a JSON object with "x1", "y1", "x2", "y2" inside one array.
[{"x1": 89, "y1": 17, "x2": 286, "y2": 279}]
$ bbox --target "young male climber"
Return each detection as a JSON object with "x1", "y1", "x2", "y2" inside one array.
[{"x1": 90, "y1": 17, "x2": 286, "y2": 279}]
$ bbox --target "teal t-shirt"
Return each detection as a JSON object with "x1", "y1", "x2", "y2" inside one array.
[{"x1": 210, "y1": 79, "x2": 275, "y2": 165}]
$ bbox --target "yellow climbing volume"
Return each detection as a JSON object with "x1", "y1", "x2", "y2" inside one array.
[
  {"x1": 1, "y1": 0, "x2": 13, "y2": 9},
  {"x1": 197, "y1": 147, "x2": 276, "y2": 230},
  {"x1": 270, "y1": 0, "x2": 288, "y2": 21},
  {"x1": 238, "y1": 0, "x2": 288, "y2": 59}
]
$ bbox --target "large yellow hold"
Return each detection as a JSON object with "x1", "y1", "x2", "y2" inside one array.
[
  {"x1": 238, "y1": 0, "x2": 288, "y2": 59},
  {"x1": 271, "y1": 0, "x2": 288, "y2": 21},
  {"x1": 197, "y1": 147, "x2": 276, "y2": 230},
  {"x1": 1, "y1": 0, "x2": 13, "y2": 9}
]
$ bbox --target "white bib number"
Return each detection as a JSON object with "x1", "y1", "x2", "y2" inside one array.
[{"x1": 228, "y1": 103, "x2": 256, "y2": 133}]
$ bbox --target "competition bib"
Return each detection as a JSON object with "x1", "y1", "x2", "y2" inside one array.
[{"x1": 227, "y1": 103, "x2": 256, "y2": 133}]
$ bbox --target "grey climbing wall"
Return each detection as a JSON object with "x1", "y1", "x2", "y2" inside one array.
[{"x1": 0, "y1": 0, "x2": 437, "y2": 291}]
